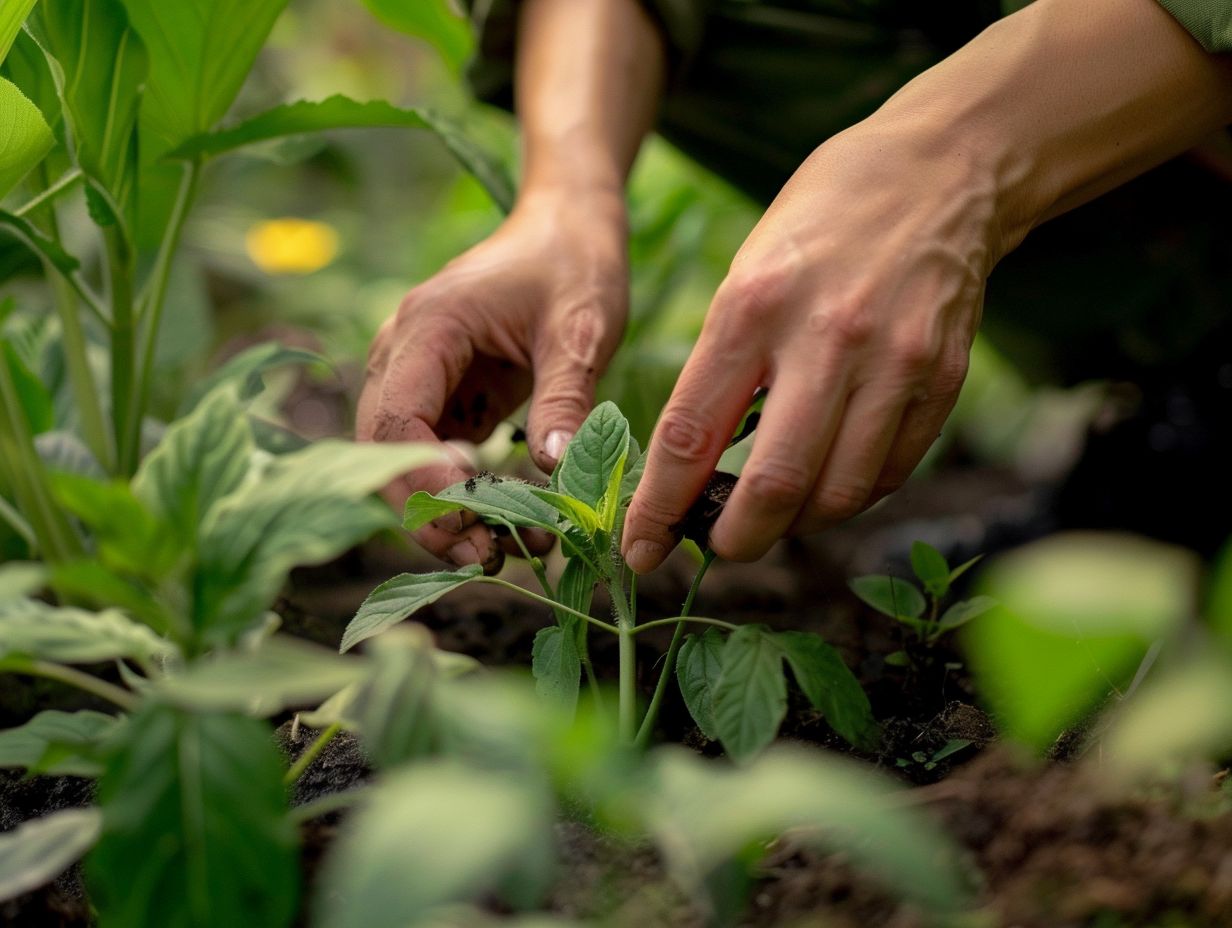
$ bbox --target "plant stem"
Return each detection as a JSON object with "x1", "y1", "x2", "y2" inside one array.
[
  {"x1": 474, "y1": 577, "x2": 619, "y2": 634},
  {"x1": 635, "y1": 550, "x2": 715, "y2": 748},
  {"x1": 289, "y1": 786, "x2": 368, "y2": 823},
  {"x1": 14, "y1": 168, "x2": 84, "y2": 218},
  {"x1": 22, "y1": 660, "x2": 137, "y2": 711},
  {"x1": 608, "y1": 578, "x2": 638, "y2": 743},
  {"x1": 103, "y1": 222, "x2": 136, "y2": 476},
  {"x1": 125, "y1": 160, "x2": 200, "y2": 470},
  {"x1": 284, "y1": 722, "x2": 342, "y2": 785},
  {"x1": 630, "y1": 614, "x2": 738, "y2": 635},
  {"x1": 0, "y1": 493, "x2": 35, "y2": 547}
]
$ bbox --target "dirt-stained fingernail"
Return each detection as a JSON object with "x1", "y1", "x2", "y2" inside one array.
[{"x1": 446, "y1": 538, "x2": 480, "y2": 566}]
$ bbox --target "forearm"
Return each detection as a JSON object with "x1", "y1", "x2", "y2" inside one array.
[
  {"x1": 515, "y1": 0, "x2": 666, "y2": 202},
  {"x1": 871, "y1": 0, "x2": 1232, "y2": 260}
]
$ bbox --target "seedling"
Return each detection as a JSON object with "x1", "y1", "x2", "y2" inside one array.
[
  {"x1": 343, "y1": 401, "x2": 880, "y2": 761},
  {"x1": 849, "y1": 541, "x2": 995, "y2": 655}
]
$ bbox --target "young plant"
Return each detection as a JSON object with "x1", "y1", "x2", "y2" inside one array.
[
  {"x1": 849, "y1": 541, "x2": 996, "y2": 653},
  {"x1": 343, "y1": 401, "x2": 880, "y2": 761}
]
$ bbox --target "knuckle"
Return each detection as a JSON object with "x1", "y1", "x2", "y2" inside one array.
[
  {"x1": 547, "y1": 302, "x2": 608, "y2": 369},
  {"x1": 931, "y1": 348, "x2": 970, "y2": 396},
  {"x1": 740, "y1": 460, "x2": 813, "y2": 510},
  {"x1": 654, "y1": 408, "x2": 722, "y2": 464},
  {"x1": 715, "y1": 260, "x2": 797, "y2": 326},
  {"x1": 810, "y1": 481, "x2": 869, "y2": 522},
  {"x1": 807, "y1": 293, "x2": 877, "y2": 349},
  {"x1": 887, "y1": 335, "x2": 938, "y2": 378}
]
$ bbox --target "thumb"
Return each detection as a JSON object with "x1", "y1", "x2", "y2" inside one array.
[{"x1": 525, "y1": 304, "x2": 613, "y2": 473}]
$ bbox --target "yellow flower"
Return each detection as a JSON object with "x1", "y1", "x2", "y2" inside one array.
[{"x1": 245, "y1": 218, "x2": 339, "y2": 275}]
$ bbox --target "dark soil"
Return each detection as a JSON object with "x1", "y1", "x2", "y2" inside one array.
[{"x1": 6, "y1": 463, "x2": 1232, "y2": 926}]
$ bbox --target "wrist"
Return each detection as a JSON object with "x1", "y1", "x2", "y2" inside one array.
[{"x1": 513, "y1": 181, "x2": 629, "y2": 242}]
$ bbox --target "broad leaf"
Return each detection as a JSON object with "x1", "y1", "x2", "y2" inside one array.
[
  {"x1": 50, "y1": 560, "x2": 173, "y2": 633},
  {"x1": 936, "y1": 595, "x2": 997, "y2": 633},
  {"x1": 179, "y1": 343, "x2": 323, "y2": 414},
  {"x1": 86, "y1": 703, "x2": 299, "y2": 928},
  {"x1": 53, "y1": 473, "x2": 180, "y2": 580},
  {"x1": 554, "y1": 556, "x2": 596, "y2": 632},
  {"x1": 315, "y1": 761, "x2": 554, "y2": 928},
  {"x1": 909, "y1": 541, "x2": 950, "y2": 599},
  {"x1": 712, "y1": 625, "x2": 786, "y2": 763},
  {"x1": 37, "y1": 0, "x2": 147, "y2": 210},
  {"x1": 0, "y1": 207, "x2": 80, "y2": 278},
  {"x1": 676, "y1": 628, "x2": 725, "y2": 741},
  {"x1": 848, "y1": 575, "x2": 926, "y2": 621},
  {"x1": 157, "y1": 636, "x2": 368, "y2": 716},
  {"x1": 0, "y1": 0, "x2": 37, "y2": 63},
  {"x1": 0, "y1": 76, "x2": 51, "y2": 197},
  {"x1": 2, "y1": 339, "x2": 52, "y2": 433},
  {"x1": 530, "y1": 488, "x2": 600, "y2": 537},
  {"x1": 554, "y1": 402, "x2": 629, "y2": 512},
  {"x1": 404, "y1": 478, "x2": 562, "y2": 537},
  {"x1": 359, "y1": 0, "x2": 472, "y2": 73},
  {"x1": 0, "y1": 598, "x2": 173, "y2": 664},
  {"x1": 341, "y1": 566, "x2": 483, "y2": 653},
  {"x1": 774, "y1": 631, "x2": 879, "y2": 751},
  {"x1": 2, "y1": 27, "x2": 59, "y2": 126},
  {"x1": 350, "y1": 625, "x2": 442, "y2": 768},
  {"x1": 134, "y1": 386, "x2": 252, "y2": 543},
  {"x1": 0, "y1": 808, "x2": 101, "y2": 904},
  {"x1": 0, "y1": 709, "x2": 121, "y2": 776},
  {"x1": 531, "y1": 626, "x2": 580, "y2": 714}
]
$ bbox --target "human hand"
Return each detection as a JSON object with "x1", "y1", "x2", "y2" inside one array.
[
  {"x1": 359, "y1": 189, "x2": 629, "y2": 570},
  {"x1": 623, "y1": 126, "x2": 995, "y2": 571}
]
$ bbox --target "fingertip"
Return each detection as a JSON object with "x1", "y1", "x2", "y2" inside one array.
[{"x1": 623, "y1": 538, "x2": 666, "y2": 575}]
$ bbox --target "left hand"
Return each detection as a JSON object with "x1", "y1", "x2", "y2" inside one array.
[{"x1": 623, "y1": 123, "x2": 997, "y2": 570}]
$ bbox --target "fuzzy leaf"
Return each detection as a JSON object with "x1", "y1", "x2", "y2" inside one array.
[
  {"x1": 531, "y1": 626, "x2": 580, "y2": 714},
  {"x1": 712, "y1": 625, "x2": 787, "y2": 763},
  {"x1": 0, "y1": 709, "x2": 121, "y2": 777},
  {"x1": 554, "y1": 402, "x2": 629, "y2": 512},
  {"x1": 86, "y1": 703, "x2": 299, "y2": 928},
  {"x1": 676, "y1": 628, "x2": 725, "y2": 741},
  {"x1": 405, "y1": 478, "x2": 561, "y2": 537},
  {"x1": 0, "y1": 808, "x2": 101, "y2": 904},
  {"x1": 910, "y1": 541, "x2": 950, "y2": 599},
  {"x1": 774, "y1": 631, "x2": 879, "y2": 751},
  {"x1": 341, "y1": 566, "x2": 483, "y2": 653},
  {"x1": 0, "y1": 598, "x2": 173, "y2": 664},
  {"x1": 349, "y1": 626, "x2": 443, "y2": 768},
  {"x1": 848, "y1": 575, "x2": 926, "y2": 621},
  {"x1": 530, "y1": 488, "x2": 600, "y2": 537}
]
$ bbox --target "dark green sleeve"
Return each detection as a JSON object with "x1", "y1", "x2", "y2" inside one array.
[
  {"x1": 459, "y1": 0, "x2": 706, "y2": 109},
  {"x1": 1155, "y1": 0, "x2": 1232, "y2": 52}
]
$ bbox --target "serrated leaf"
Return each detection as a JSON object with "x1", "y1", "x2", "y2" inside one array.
[
  {"x1": 0, "y1": 709, "x2": 121, "y2": 777},
  {"x1": 848, "y1": 575, "x2": 926, "y2": 621},
  {"x1": 530, "y1": 488, "x2": 600, "y2": 537},
  {"x1": 86, "y1": 703, "x2": 299, "y2": 928},
  {"x1": 676, "y1": 628, "x2": 725, "y2": 740},
  {"x1": 936, "y1": 595, "x2": 997, "y2": 633},
  {"x1": 405, "y1": 478, "x2": 562, "y2": 537},
  {"x1": 341, "y1": 566, "x2": 483, "y2": 653},
  {"x1": 555, "y1": 402, "x2": 629, "y2": 511},
  {"x1": 0, "y1": 598, "x2": 173, "y2": 664},
  {"x1": 0, "y1": 808, "x2": 101, "y2": 904},
  {"x1": 134, "y1": 386, "x2": 252, "y2": 543},
  {"x1": 0, "y1": 76, "x2": 52, "y2": 197},
  {"x1": 157, "y1": 636, "x2": 368, "y2": 716},
  {"x1": 531, "y1": 626, "x2": 580, "y2": 714},
  {"x1": 315, "y1": 761, "x2": 553, "y2": 928},
  {"x1": 712, "y1": 625, "x2": 786, "y2": 763},
  {"x1": 910, "y1": 541, "x2": 950, "y2": 599},
  {"x1": 774, "y1": 631, "x2": 879, "y2": 751}
]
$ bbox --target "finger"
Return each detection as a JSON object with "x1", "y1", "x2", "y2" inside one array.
[
  {"x1": 789, "y1": 384, "x2": 911, "y2": 536},
  {"x1": 706, "y1": 358, "x2": 848, "y2": 561},
  {"x1": 437, "y1": 355, "x2": 533, "y2": 444},
  {"x1": 525, "y1": 303, "x2": 616, "y2": 473},
  {"x1": 493, "y1": 524, "x2": 557, "y2": 558},
  {"x1": 623, "y1": 332, "x2": 764, "y2": 574}
]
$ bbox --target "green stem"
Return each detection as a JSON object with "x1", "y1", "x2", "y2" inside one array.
[
  {"x1": 284, "y1": 722, "x2": 342, "y2": 785},
  {"x1": 0, "y1": 493, "x2": 35, "y2": 547},
  {"x1": 125, "y1": 160, "x2": 200, "y2": 471},
  {"x1": 474, "y1": 577, "x2": 619, "y2": 634},
  {"x1": 290, "y1": 786, "x2": 367, "y2": 823},
  {"x1": 103, "y1": 223, "x2": 136, "y2": 476},
  {"x1": 14, "y1": 168, "x2": 84, "y2": 218},
  {"x1": 608, "y1": 578, "x2": 638, "y2": 743},
  {"x1": 635, "y1": 550, "x2": 715, "y2": 748},
  {"x1": 631, "y1": 614, "x2": 738, "y2": 636},
  {"x1": 22, "y1": 660, "x2": 137, "y2": 711}
]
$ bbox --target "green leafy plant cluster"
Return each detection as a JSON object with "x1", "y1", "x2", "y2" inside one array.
[{"x1": 343, "y1": 401, "x2": 881, "y2": 761}]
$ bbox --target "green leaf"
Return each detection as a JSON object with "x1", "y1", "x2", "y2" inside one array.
[
  {"x1": 0, "y1": 598, "x2": 173, "y2": 664},
  {"x1": 964, "y1": 534, "x2": 1195, "y2": 753},
  {"x1": 358, "y1": 0, "x2": 472, "y2": 73},
  {"x1": 86, "y1": 703, "x2": 299, "y2": 928},
  {"x1": 0, "y1": 559, "x2": 44, "y2": 599},
  {"x1": 157, "y1": 636, "x2": 369, "y2": 716},
  {"x1": 36, "y1": 0, "x2": 147, "y2": 211},
  {"x1": 1207, "y1": 538, "x2": 1232, "y2": 643},
  {"x1": 1, "y1": 338, "x2": 51, "y2": 435},
  {"x1": 774, "y1": 631, "x2": 879, "y2": 751},
  {"x1": 2, "y1": 27, "x2": 60, "y2": 126},
  {"x1": 180, "y1": 343, "x2": 323, "y2": 414},
  {"x1": 0, "y1": 709, "x2": 121, "y2": 777},
  {"x1": 948, "y1": 554, "x2": 983, "y2": 584},
  {"x1": 531, "y1": 625, "x2": 580, "y2": 714},
  {"x1": 0, "y1": 0, "x2": 37, "y2": 63},
  {"x1": 0, "y1": 808, "x2": 101, "y2": 904},
  {"x1": 35, "y1": 431, "x2": 105, "y2": 477},
  {"x1": 405, "y1": 478, "x2": 562, "y2": 536},
  {"x1": 936, "y1": 595, "x2": 997, "y2": 634},
  {"x1": 119, "y1": 0, "x2": 289, "y2": 159},
  {"x1": 133, "y1": 386, "x2": 253, "y2": 543},
  {"x1": 910, "y1": 541, "x2": 950, "y2": 599},
  {"x1": 341, "y1": 565, "x2": 483, "y2": 653},
  {"x1": 349, "y1": 625, "x2": 443, "y2": 768},
  {"x1": 53, "y1": 473, "x2": 180, "y2": 580},
  {"x1": 617, "y1": 444, "x2": 645, "y2": 505},
  {"x1": 712, "y1": 625, "x2": 787, "y2": 763},
  {"x1": 554, "y1": 556, "x2": 596, "y2": 631},
  {"x1": 554, "y1": 402, "x2": 630, "y2": 512},
  {"x1": 530, "y1": 488, "x2": 600, "y2": 537},
  {"x1": 49, "y1": 560, "x2": 173, "y2": 633},
  {"x1": 0, "y1": 207, "x2": 80, "y2": 276},
  {"x1": 848, "y1": 575, "x2": 926, "y2": 621},
  {"x1": 419, "y1": 109, "x2": 515, "y2": 215},
  {"x1": 315, "y1": 760, "x2": 553, "y2": 928},
  {"x1": 676, "y1": 628, "x2": 725, "y2": 741},
  {"x1": 194, "y1": 440, "x2": 438, "y2": 643},
  {"x1": 0, "y1": 75, "x2": 51, "y2": 197}
]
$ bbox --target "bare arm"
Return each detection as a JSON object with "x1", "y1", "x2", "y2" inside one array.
[{"x1": 623, "y1": 0, "x2": 1232, "y2": 572}]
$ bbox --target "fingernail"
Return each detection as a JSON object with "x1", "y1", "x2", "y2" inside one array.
[
  {"x1": 446, "y1": 538, "x2": 479, "y2": 566},
  {"x1": 545, "y1": 430, "x2": 572, "y2": 463},
  {"x1": 625, "y1": 539, "x2": 665, "y2": 575}
]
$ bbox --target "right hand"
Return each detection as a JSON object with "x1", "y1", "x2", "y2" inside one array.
[{"x1": 357, "y1": 189, "x2": 630, "y2": 571}]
